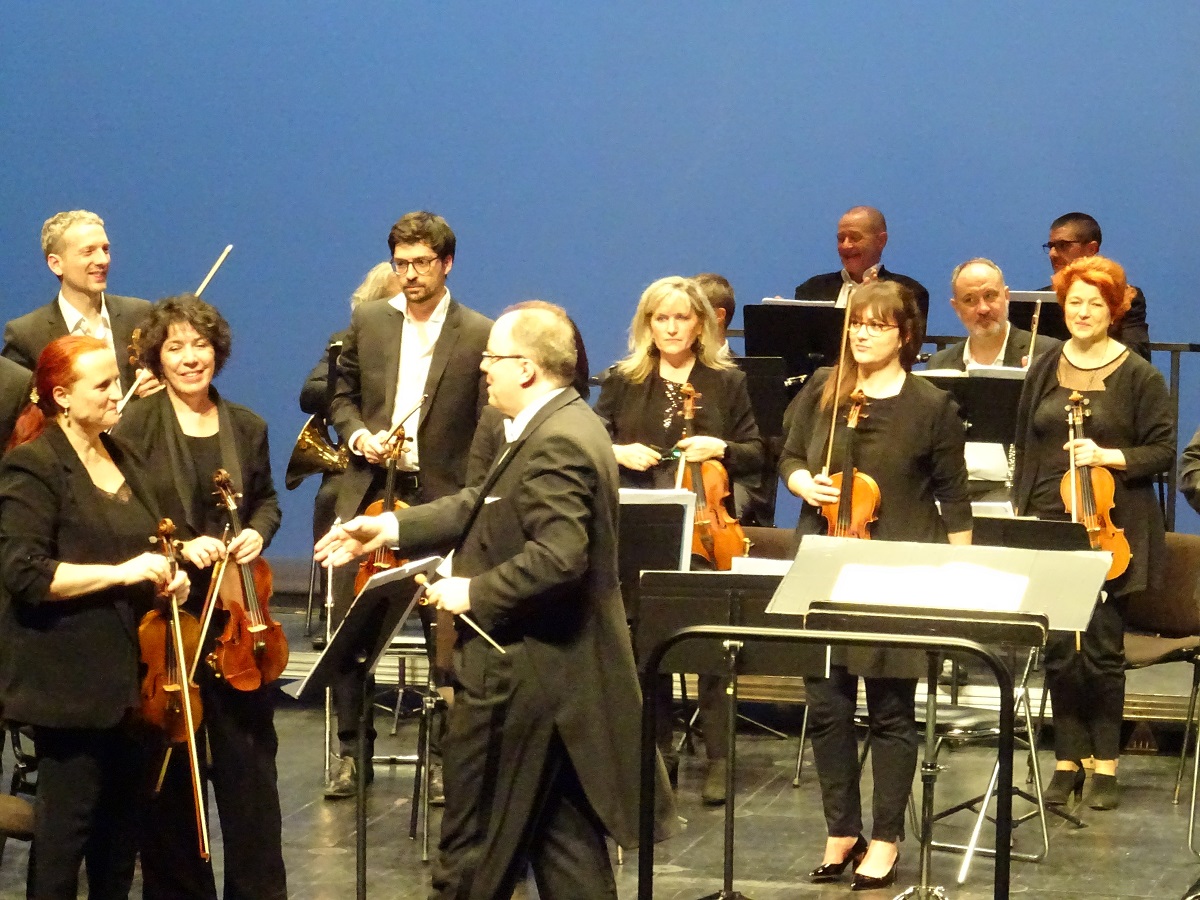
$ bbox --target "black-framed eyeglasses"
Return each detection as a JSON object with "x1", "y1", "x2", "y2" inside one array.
[
  {"x1": 392, "y1": 256, "x2": 441, "y2": 275},
  {"x1": 848, "y1": 320, "x2": 899, "y2": 338},
  {"x1": 481, "y1": 351, "x2": 526, "y2": 363},
  {"x1": 1042, "y1": 239, "x2": 1085, "y2": 254}
]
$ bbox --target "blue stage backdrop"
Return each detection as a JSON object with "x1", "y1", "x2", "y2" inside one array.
[{"x1": 3, "y1": 3, "x2": 1198, "y2": 556}]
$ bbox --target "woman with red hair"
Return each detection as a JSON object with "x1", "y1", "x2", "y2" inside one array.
[
  {"x1": 1012, "y1": 255, "x2": 1175, "y2": 811},
  {"x1": 0, "y1": 335, "x2": 188, "y2": 898}
]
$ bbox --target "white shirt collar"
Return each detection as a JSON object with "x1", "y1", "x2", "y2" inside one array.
[
  {"x1": 57, "y1": 291, "x2": 110, "y2": 335},
  {"x1": 389, "y1": 287, "x2": 451, "y2": 323},
  {"x1": 963, "y1": 321, "x2": 1012, "y2": 368},
  {"x1": 503, "y1": 387, "x2": 567, "y2": 443}
]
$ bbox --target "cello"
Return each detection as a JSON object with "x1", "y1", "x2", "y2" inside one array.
[
  {"x1": 138, "y1": 518, "x2": 211, "y2": 860},
  {"x1": 674, "y1": 383, "x2": 750, "y2": 570},
  {"x1": 1061, "y1": 390, "x2": 1131, "y2": 580},
  {"x1": 205, "y1": 469, "x2": 289, "y2": 689}
]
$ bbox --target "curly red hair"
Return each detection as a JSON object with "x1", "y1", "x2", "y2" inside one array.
[{"x1": 1051, "y1": 255, "x2": 1132, "y2": 326}]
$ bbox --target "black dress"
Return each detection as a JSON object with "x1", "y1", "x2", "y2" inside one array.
[
  {"x1": 779, "y1": 368, "x2": 971, "y2": 844},
  {"x1": 0, "y1": 426, "x2": 160, "y2": 900},
  {"x1": 1012, "y1": 347, "x2": 1174, "y2": 761}
]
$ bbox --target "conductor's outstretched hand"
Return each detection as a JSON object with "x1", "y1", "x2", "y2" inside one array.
[{"x1": 314, "y1": 515, "x2": 397, "y2": 568}]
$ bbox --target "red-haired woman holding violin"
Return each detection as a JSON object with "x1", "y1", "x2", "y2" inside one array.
[
  {"x1": 1012, "y1": 255, "x2": 1174, "y2": 811},
  {"x1": 0, "y1": 335, "x2": 189, "y2": 899},
  {"x1": 780, "y1": 281, "x2": 971, "y2": 890},
  {"x1": 113, "y1": 294, "x2": 286, "y2": 900},
  {"x1": 595, "y1": 275, "x2": 763, "y2": 804}
]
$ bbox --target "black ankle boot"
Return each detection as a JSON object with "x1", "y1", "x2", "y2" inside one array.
[
  {"x1": 1043, "y1": 765, "x2": 1085, "y2": 805},
  {"x1": 1089, "y1": 773, "x2": 1120, "y2": 810}
]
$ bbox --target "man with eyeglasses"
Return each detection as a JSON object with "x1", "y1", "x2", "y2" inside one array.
[
  {"x1": 794, "y1": 206, "x2": 930, "y2": 321},
  {"x1": 1011, "y1": 212, "x2": 1150, "y2": 359},
  {"x1": 324, "y1": 210, "x2": 493, "y2": 798}
]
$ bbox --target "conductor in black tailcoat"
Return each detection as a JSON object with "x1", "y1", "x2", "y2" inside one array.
[{"x1": 316, "y1": 303, "x2": 677, "y2": 900}]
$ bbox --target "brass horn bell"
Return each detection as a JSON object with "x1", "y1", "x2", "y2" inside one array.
[{"x1": 285, "y1": 415, "x2": 348, "y2": 490}]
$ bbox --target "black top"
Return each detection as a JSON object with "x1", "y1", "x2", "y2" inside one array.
[
  {"x1": 0, "y1": 427, "x2": 161, "y2": 728},
  {"x1": 1012, "y1": 347, "x2": 1175, "y2": 597},
  {"x1": 780, "y1": 368, "x2": 972, "y2": 542},
  {"x1": 593, "y1": 361, "x2": 763, "y2": 491}
]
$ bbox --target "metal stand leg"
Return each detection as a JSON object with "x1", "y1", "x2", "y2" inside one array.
[
  {"x1": 696, "y1": 640, "x2": 750, "y2": 900},
  {"x1": 355, "y1": 655, "x2": 370, "y2": 900},
  {"x1": 792, "y1": 703, "x2": 809, "y2": 786},
  {"x1": 408, "y1": 679, "x2": 439, "y2": 862},
  {"x1": 1175, "y1": 662, "x2": 1200, "y2": 804},
  {"x1": 304, "y1": 555, "x2": 321, "y2": 636}
]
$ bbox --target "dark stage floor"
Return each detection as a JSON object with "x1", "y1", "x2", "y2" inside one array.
[{"x1": 3, "y1": 610, "x2": 1200, "y2": 899}]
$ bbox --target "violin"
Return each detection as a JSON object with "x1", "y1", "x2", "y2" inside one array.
[
  {"x1": 818, "y1": 389, "x2": 881, "y2": 539},
  {"x1": 137, "y1": 518, "x2": 211, "y2": 860},
  {"x1": 354, "y1": 421, "x2": 411, "y2": 594},
  {"x1": 205, "y1": 469, "x2": 289, "y2": 689},
  {"x1": 1060, "y1": 391, "x2": 1131, "y2": 580},
  {"x1": 675, "y1": 383, "x2": 750, "y2": 570}
]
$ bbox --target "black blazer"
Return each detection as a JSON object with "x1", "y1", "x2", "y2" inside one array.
[
  {"x1": 3, "y1": 294, "x2": 152, "y2": 388},
  {"x1": 794, "y1": 266, "x2": 930, "y2": 322},
  {"x1": 0, "y1": 427, "x2": 161, "y2": 728},
  {"x1": 926, "y1": 325, "x2": 1062, "y2": 371},
  {"x1": 0, "y1": 357, "x2": 32, "y2": 451},
  {"x1": 330, "y1": 297, "x2": 492, "y2": 517},
  {"x1": 593, "y1": 361, "x2": 763, "y2": 488},
  {"x1": 386, "y1": 389, "x2": 676, "y2": 849},
  {"x1": 113, "y1": 389, "x2": 281, "y2": 549},
  {"x1": 300, "y1": 329, "x2": 350, "y2": 419}
]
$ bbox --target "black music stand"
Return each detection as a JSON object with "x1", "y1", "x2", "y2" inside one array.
[
  {"x1": 635, "y1": 571, "x2": 822, "y2": 900},
  {"x1": 619, "y1": 491, "x2": 691, "y2": 623},
  {"x1": 918, "y1": 373, "x2": 1024, "y2": 446},
  {"x1": 731, "y1": 356, "x2": 788, "y2": 526},
  {"x1": 743, "y1": 304, "x2": 845, "y2": 381},
  {"x1": 1008, "y1": 290, "x2": 1066, "y2": 342},
  {"x1": 287, "y1": 556, "x2": 440, "y2": 900}
]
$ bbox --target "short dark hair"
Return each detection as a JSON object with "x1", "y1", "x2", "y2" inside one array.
[
  {"x1": 388, "y1": 211, "x2": 456, "y2": 259},
  {"x1": 136, "y1": 294, "x2": 233, "y2": 379},
  {"x1": 1050, "y1": 212, "x2": 1102, "y2": 247},
  {"x1": 692, "y1": 273, "x2": 736, "y2": 323}
]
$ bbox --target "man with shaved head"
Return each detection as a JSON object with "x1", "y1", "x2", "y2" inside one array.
[{"x1": 794, "y1": 205, "x2": 930, "y2": 320}]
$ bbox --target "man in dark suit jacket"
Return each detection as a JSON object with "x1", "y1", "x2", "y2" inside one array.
[
  {"x1": 324, "y1": 211, "x2": 492, "y2": 795},
  {"x1": 794, "y1": 206, "x2": 930, "y2": 321},
  {"x1": 1008, "y1": 211, "x2": 1150, "y2": 358},
  {"x1": 0, "y1": 356, "x2": 32, "y2": 451},
  {"x1": 317, "y1": 304, "x2": 676, "y2": 899},
  {"x1": 2, "y1": 210, "x2": 153, "y2": 392},
  {"x1": 927, "y1": 258, "x2": 1061, "y2": 371}
]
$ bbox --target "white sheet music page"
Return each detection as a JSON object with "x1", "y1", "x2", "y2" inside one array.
[{"x1": 830, "y1": 561, "x2": 1029, "y2": 613}]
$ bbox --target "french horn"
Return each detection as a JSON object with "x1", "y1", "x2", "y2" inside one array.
[{"x1": 284, "y1": 415, "x2": 348, "y2": 490}]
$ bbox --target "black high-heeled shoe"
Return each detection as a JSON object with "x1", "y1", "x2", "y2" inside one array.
[
  {"x1": 809, "y1": 834, "x2": 868, "y2": 883},
  {"x1": 1043, "y1": 764, "x2": 1085, "y2": 805},
  {"x1": 852, "y1": 852, "x2": 899, "y2": 892},
  {"x1": 1089, "y1": 773, "x2": 1120, "y2": 810}
]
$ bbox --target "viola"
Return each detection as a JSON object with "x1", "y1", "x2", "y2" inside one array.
[
  {"x1": 1060, "y1": 391, "x2": 1131, "y2": 580},
  {"x1": 818, "y1": 389, "x2": 881, "y2": 539},
  {"x1": 206, "y1": 469, "x2": 289, "y2": 689},
  {"x1": 354, "y1": 422, "x2": 410, "y2": 595},
  {"x1": 137, "y1": 518, "x2": 211, "y2": 860},
  {"x1": 675, "y1": 384, "x2": 750, "y2": 570}
]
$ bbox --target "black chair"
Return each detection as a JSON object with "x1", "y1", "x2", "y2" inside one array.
[{"x1": 0, "y1": 725, "x2": 35, "y2": 868}]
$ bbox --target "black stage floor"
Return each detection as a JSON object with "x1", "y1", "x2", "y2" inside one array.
[{"x1": 3, "y1": 609, "x2": 1200, "y2": 899}]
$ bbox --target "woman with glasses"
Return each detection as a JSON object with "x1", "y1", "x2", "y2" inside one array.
[
  {"x1": 113, "y1": 294, "x2": 287, "y2": 900},
  {"x1": 1012, "y1": 255, "x2": 1173, "y2": 811},
  {"x1": 594, "y1": 275, "x2": 762, "y2": 805},
  {"x1": 780, "y1": 280, "x2": 971, "y2": 890}
]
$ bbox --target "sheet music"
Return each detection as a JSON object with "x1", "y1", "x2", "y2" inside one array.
[{"x1": 830, "y1": 561, "x2": 1029, "y2": 613}]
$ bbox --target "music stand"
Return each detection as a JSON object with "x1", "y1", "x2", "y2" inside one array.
[
  {"x1": 731, "y1": 357, "x2": 787, "y2": 438},
  {"x1": 743, "y1": 304, "x2": 845, "y2": 381},
  {"x1": 1008, "y1": 290, "x2": 1067, "y2": 342},
  {"x1": 287, "y1": 556, "x2": 440, "y2": 900},
  {"x1": 768, "y1": 536, "x2": 1107, "y2": 899},
  {"x1": 917, "y1": 373, "x2": 1024, "y2": 446},
  {"x1": 618, "y1": 490, "x2": 692, "y2": 622},
  {"x1": 635, "y1": 571, "x2": 823, "y2": 900}
]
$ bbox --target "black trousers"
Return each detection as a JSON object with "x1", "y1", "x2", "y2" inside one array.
[
  {"x1": 139, "y1": 678, "x2": 287, "y2": 900},
  {"x1": 431, "y1": 641, "x2": 615, "y2": 900},
  {"x1": 1044, "y1": 595, "x2": 1127, "y2": 762},
  {"x1": 31, "y1": 722, "x2": 143, "y2": 900},
  {"x1": 805, "y1": 668, "x2": 918, "y2": 843},
  {"x1": 653, "y1": 674, "x2": 729, "y2": 765}
]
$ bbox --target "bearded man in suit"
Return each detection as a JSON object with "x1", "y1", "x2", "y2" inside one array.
[
  {"x1": 316, "y1": 303, "x2": 676, "y2": 900},
  {"x1": 323, "y1": 210, "x2": 492, "y2": 797},
  {"x1": 3, "y1": 210, "x2": 158, "y2": 396}
]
